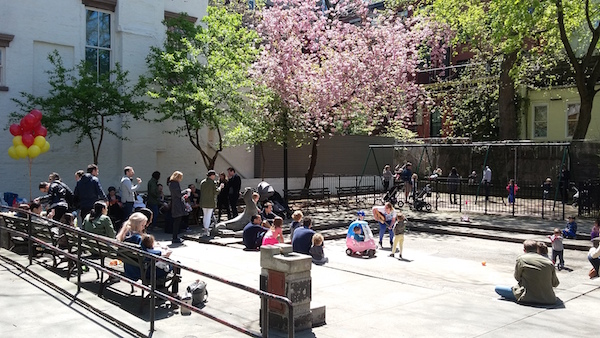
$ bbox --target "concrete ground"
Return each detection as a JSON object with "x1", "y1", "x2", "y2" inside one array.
[{"x1": 1, "y1": 208, "x2": 599, "y2": 338}]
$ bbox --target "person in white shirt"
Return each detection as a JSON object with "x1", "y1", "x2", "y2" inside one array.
[
  {"x1": 482, "y1": 166, "x2": 492, "y2": 201},
  {"x1": 588, "y1": 237, "x2": 600, "y2": 278},
  {"x1": 120, "y1": 166, "x2": 141, "y2": 221}
]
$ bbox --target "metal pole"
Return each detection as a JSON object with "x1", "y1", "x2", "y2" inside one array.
[
  {"x1": 150, "y1": 260, "x2": 156, "y2": 332},
  {"x1": 261, "y1": 296, "x2": 268, "y2": 338}
]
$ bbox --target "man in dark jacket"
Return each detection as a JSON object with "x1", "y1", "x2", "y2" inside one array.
[
  {"x1": 36, "y1": 180, "x2": 69, "y2": 221},
  {"x1": 74, "y1": 164, "x2": 107, "y2": 220},
  {"x1": 227, "y1": 167, "x2": 241, "y2": 219}
]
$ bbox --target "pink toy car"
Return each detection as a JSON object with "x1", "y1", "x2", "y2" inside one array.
[{"x1": 345, "y1": 220, "x2": 377, "y2": 258}]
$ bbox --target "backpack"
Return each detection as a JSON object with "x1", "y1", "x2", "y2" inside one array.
[
  {"x1": 57, "y1": 181, "x2": 77, "y2": 211},
  {"x1": 187, "y1": 280, "x2": 208, "y2": 306}
]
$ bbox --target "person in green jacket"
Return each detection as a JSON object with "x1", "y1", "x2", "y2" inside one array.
[
  {"x1": 494, "y1": 239, "x2": 559, "y2": 304},
  {"x1": 146, "y1": 171, "x2": 161, "y2": 229},
  {"x1": 83, "y1": 201, "x2": 116, "y2": 238},
  {"x1": 200, "y1": 170, "x2": 224, "y2": 236}
]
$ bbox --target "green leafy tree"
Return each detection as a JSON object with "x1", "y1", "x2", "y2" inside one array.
[
  {"x1": 10, "y1": 51, "x2": 149, "y2": 164},
  {"x1": 142, "y1": 7, "x2": 260, "y2": 170}
]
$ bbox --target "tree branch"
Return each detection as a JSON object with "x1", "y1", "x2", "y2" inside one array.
[{"x1": 556, "y1": 0, "x2": 583, "y2": 78}]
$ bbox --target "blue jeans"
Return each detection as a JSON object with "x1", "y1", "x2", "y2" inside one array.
[
  {"x1": 379, "y1": 222, "x2": 394, "y2": 245},
  {"x1": 147, "y1": 203, "x2": 159, "y2": 227},
  {"x1": 494, "y1": 286, "x2": 516, "y2": 301},
  {"x1": 588, "y1": 255, "x2": 600, "y2": 273},
  {"x1": 123, "y1": 201, "x2": 134, "y2": 221}
]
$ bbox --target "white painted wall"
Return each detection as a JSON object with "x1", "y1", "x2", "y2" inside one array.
[{"x1": 0, "y1": 0, "x2": 256, "y2": 202}]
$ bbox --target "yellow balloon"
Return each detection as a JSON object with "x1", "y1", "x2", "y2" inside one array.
[
  {"x1": 12, "y1": 135, "x2": 23, "y2": 147},
  {"x1": 33, "y1": 135, "x2": 46, "y2": 148},
  {"x1": 27, "y1": 145, "x2": 41, "y2": 158},
  {"x1": 8, "y1": 146, "x2": 19, "y2": 160},
  {"x1": 15, "y1": 144, "x2": 28, "y2": 158},
  {"x1": 41, "y1": 141, "x2": 50, "y2": 153}
]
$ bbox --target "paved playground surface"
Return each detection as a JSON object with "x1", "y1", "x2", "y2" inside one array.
[{"x1": 2, "y1": 207, "x2": 599, "y2": 338}]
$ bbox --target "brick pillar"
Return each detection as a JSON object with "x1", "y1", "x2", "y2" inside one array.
[{"x1": 260, "y1": 244, "x2": 322, "y2": 332}]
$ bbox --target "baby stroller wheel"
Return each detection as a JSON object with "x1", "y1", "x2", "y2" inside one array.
[
  {"x1": 425, "y1": 203, "x2": 432, "y2": 212},
  {"x1": 368, "y1": 249, "x2": 376, "y2": 258},
  {"x1": 345, "y1": 248, "x2": 353, "y2": 256},
  {"x1": 397, "y1": 200, "x2": 404, "y2": 208}
]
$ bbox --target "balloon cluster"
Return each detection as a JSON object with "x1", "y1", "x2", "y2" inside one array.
[{"x1": 8, "y1": 109, "x2": 50, "y2": 160}]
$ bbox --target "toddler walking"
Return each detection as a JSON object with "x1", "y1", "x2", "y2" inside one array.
[
  {"x1": 390, "y1": 214, "x2": 407, "y2": 259},
  {"x1": 548, "y1": 228, "x2": 564, "y2": 270}
]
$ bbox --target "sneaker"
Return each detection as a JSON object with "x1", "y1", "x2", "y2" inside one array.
[
  {"x1": 388, "y1": 253, "x2": 395, "y2": 257},
  {"x1": 398, "y1": 255, "x2": 403, "y2": 259},
  {"x1": 378, "y1": 242, "x2": 383, "y2": 248}
]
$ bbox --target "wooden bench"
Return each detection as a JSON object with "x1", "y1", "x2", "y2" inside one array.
[
  {"x1": 287, "y1": 188, "x2": 331, "y2": 210},
  {"x1": 336, "y1": 186, "x2": 376, "y2": 207}
]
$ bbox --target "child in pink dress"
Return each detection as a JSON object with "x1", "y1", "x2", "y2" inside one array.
[{"x1": 262, "y1": 217, "x2": 284, "y2": 246}]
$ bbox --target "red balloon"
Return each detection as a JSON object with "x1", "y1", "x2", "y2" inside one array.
[
  {"x1": 23, "y1": 113, "x2": 37, "y2": 128},
  {"x1": 30, "y1": 109, "x2": 43, "y2": 121},
  {"x1": 9, "y1": 124, "x2": 22, "y2": 136},
  {"x1": 32, "y1": 120, "x2": 42, "y2": 133},
  {"x1": 22, "y1": 132, "x2": 34, "y2": 147},
  {"x1": 20, "y1": 118, "x2": 33, "y2": 131},
  {"x1": 34, "y1": 125, "x2": 48, "y2": 137}
]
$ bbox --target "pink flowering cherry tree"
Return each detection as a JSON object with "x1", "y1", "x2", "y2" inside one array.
[{"x1": 252, "y1": 0, "x2": 451, "y2": 189}]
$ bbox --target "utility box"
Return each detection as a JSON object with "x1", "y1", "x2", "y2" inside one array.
[{"x1": 260, "y1": 244, "x2": 325, "y2": 332}]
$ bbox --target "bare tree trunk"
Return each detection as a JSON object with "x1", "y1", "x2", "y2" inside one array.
[
  {"x1": 498, "y1": 51, "x2": 518, "y2": 140},
  {"x1": 303, "y1": 138, "x2": 319, "y2": 190},
  {"x1": 572, "y1": 88, "x2": 596, "y2": 140}
]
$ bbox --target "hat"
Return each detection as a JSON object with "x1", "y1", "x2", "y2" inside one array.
[
  {"x1": 206, "y1": 170, "x2": 216, "y2": 176},
  {"x1": 357, "y1": 210, "x2": 365, "y2": 216}
]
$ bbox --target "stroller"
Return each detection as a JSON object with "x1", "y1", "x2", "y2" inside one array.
[
  {"x1": 256, "y1": 181, "x2": 292, "y2": 219},
  {"x1": 383, "y1": 183, "x2": 404, "y2": 207},
  {"x1": 410, "y1": 184, "x2": 432, "y2": 212},
  {"x1": 345, "y1": 220, "x2": 377, "y2": 258}
]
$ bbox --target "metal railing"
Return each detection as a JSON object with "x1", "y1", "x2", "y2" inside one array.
[{"x1": 0, "y1": 206, "x2": 294, "y2": 338}]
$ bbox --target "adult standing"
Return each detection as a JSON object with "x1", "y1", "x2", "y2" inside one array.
[
  {"x1": 494, "y1": 240, "x2": 559, "y2": 304},
  {"x1": 120, "y1": 166, "x2": 141, "y2": 221},
  {"x1": 482, "y1": 165, "x2": 492, "y2": 201},
  {"x1": 372, "y1": 202, "x2": 397, "y2": 249},
  {"x1": 448, "y1": 167, "x2": 460, "y2": 204},
  {"x1": 558, "y1": 166, "x2": 570, "y2": 204},
  {"x1": 217, "y1": 172, "x2": 229, "y2": 221},
  {"x1": 146, "y1": 171, "x2": 161, "y2": 229},
  {"x1": 200, "y1": 170, "x2": 222, "y2": 236},
  {"x1": 168, "y1": 171, "x2": 189, "y2": 244},
  {"x1": 227, "y1": 167, "x2": 241, "y2": 219},
  {"x1": 382, "y1": 165, "x2": 393, "y2": 192},
  {"x1": 74, "y1": 164, "x2": 107, "y2": 221},
  {"x1": 400, "y1": 163, "x2": 413, "y2": 202}
]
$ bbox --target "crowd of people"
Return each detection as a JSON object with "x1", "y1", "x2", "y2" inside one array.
[{"x1": 11, "y1": 162, "x2": 600, "y2": 306}]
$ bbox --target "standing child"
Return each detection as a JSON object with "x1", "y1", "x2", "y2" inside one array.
[
  {"x1": 506, "y1": 179, "x2": 519, "y2": 205},
  {"x1": 262, "y1": 217, "x2": 284, "y2": 246},
  {"x1": 542, "y1": 178, "x2": 552, "y2": 200},
  {"x1": 548, "y1": 228, "x2": 564, "y2": 270},
  {"x1": 390, "y1": 214, "x2": 407, "y2": 258},
  {"x1": 562, "y1": 216, "x2": 578, "y2": 239},
  {"x1": 309, "y1": 233, "x2": 328, "y2": 265}
]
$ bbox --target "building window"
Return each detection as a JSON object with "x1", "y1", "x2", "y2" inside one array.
[
  {"x1": 0, "y1": 33, "x2": 15, "y2": 91},
  {"x1": 533, "y1": 104, "x2": 547, "y2": 138},
  {"x1": 566, "y1": 103, "x2": 580, "y2": 138},
  {"x1": 0, "y1": 48, "x2": 5, "y2": 88},
  {"x1": 430, "y1": 107, "x2": 442, "y2": 137},
  {"x1": 85, "y1": 9, "x2": 111, "y2": 80}
]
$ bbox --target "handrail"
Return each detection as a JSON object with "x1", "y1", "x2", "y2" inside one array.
[{"x1": 0, "y1": 206, "x2": 294, "y2": 337}]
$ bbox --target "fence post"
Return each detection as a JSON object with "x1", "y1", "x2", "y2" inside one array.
[
  {"x1": 459, "y1": 180, "x2": 462, "y2": 213},
  {"x1": 435, "y1": 179, "x2": 439, "y2": 211},
  {"x1": 150, "y1": 259, "x2": 156, "y2": 332}
]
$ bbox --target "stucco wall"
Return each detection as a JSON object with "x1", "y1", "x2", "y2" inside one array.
[
  {"x1": 0, "y1": 0, "x2": 260, "y2": 201},
  {"x1": 524, "y1": 86, "x2": 600, "y2": 141}
]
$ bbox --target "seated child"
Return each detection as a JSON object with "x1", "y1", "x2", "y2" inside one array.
[
  {"x1": 262, "y1": 217, "x2": 284, "y2": 246},
  {"x1": 562, "y1": 216, "x2": 577, "y2": 239},
  {"x1": 141, "y1": 234, "x2": 173, "y2": 276},
  {"x1": 309, "y1": 233, "x2": 328, "y2": 265},
  {"x1": 352, "y1": 225, "x2": 365, "y2": 242},
  {"x1": 289, "y1": 210, "x2": 304, "y2": 241},
  {"x1": 591, "y1": 219, "x2": 599, "y2": 240}
]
